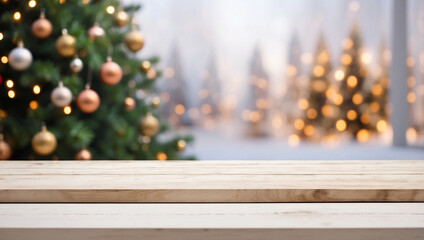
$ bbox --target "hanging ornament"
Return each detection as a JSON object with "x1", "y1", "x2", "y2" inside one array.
[
  {"x1": 176, "y1": 139, "x2": 186, "y2": 152},
  {"x1": 99, "y1": 57, "x2": 122, "y2": 85},
  {"x1": 124, "y1": 97, "x2": 135, "y2": 111},
  {"x1": 125, "y1": 27, "x2": 144, "y2": 53},
  {"x1": 8, "y1": 41, "x2": 33, "y2": 71},
  {"x1": 51, "y1": 81, "x2": 72, "y2": 108},
  {"x1": 140, "y1": 60, "x2": 151, "y2": 73},
  {"x1": 32, "y1": 125, "x2": 57, "y2": 156},
  {"x1": 76, "y1": 87, "x2": 100, "y2": 113},
  {"x1": 87, "y1": 23, "x2": 105, "y2": 40},
  {"x1": 75, "y1": 148, "x2": 91, "y2": 160},
  {"x1": 139, "y1": 112, "x2": 159, "y2": 137},
  {"x1": 0, "y1": 134, "x2": 12, "y2": 160},
  {"x1": 114, "y1": 9, "x2": 129, "y2": 27},
  {"x1": 31, "y1": 11, "x2": 53, "y2": 39},
  {"x1": 70, "y1": 56, "x2": 83, "y2": 73},
  {"x1": 56, "y1": 29, "x2": 77, "y2": 58},
  {"x1": 151, "y1": 96, "x2": 161, "y2": 108}
]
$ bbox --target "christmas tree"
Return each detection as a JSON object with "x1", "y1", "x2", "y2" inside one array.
[
  {"x1": 0, "y1": 0, "x2": 194, "y2": 160},
  {"x1": 299, "y1": 33, "x2": 333, "y2": 140},
  {"x1": 333, "y1": 23, "x2": 373, "y2": 141},
  {"x1": 199, "y1": 55, "x2": 221, "y2": 119}
]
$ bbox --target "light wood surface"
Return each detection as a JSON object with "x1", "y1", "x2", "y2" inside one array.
[
  {"x1": 0, "y1": 160, "x2": 423, "y2": 202},
  {"x1": 1, "y1": 203, "x2": 423, "y2": 240}
]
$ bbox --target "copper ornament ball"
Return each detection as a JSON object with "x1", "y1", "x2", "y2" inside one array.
[
  {"x1": 87, "y1": 23, "x2": 105, "y2": 40},
  {"x1": 31, "y1": 14, "x2": 53, "y2": 39},
  {"x1": 176, "y1": 139, "x2": 186, "y2": 152},
  {"x1": 99, "y1": 59, "x2": 123, "y2": 85},
  {"x1": 76, "y1": 88, "x2": 100, "y2": 113},
  {"x1": 114, "y1": 10, "x2": 129, "y2": 27},
  {"x1": 139, "y1": 113, "x2": 159, "y2": 137},
  {"x1": 140, "y1": 60, "x2": 151, "y2": 73},
  {"x1": 124, "y1": 97, "x2": 136, "y2": 111},
  {"x1": 56, "y1": 30, "x2": 77, "y2": 58},
  {"x1": 0, "y1": 134, "x2": 12, "y2": 160},
  {"x1": 125, "y1": 30, "x2": 144, "y2": 53},
  {"x1": 75, "y1": 148, "x2": 91, "y2": 160},
  {"x1": 31, "y1": 126, "x2": 57, "y2": 156}
]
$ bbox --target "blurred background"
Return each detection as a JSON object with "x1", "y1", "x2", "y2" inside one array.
[{"x1": 126, "y1": 0, "x2": 424, "y2": 160}]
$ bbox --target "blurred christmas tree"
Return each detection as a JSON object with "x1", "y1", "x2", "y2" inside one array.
[
  {"x1": 333, "y1": 23, "x2": 373, "y2": 141},
  {"x1": 299, "y1": 33, "x2": 333, "y2": 140},
  {"x1": 0, "y1": 0, "x2": 194, "y2": 160}
]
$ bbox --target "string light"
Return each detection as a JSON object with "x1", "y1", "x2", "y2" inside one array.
[
  {"x1": 347, "y1": 110, "x2": 357, "y2": 120},
  {"x1": 342, "y1": 38, "x2": 354, "y2": 49},
  {"x1": 6, "y1": 79, "x2": 14, "y2": 88},
  {"x1": 407, "y1": 92, "x2": 416, "y2": 103},
  {"x1": 334, "y1": 70, "x2": 345, "y2": 81},
  {"x1": 13, "y1": 11, "x2": 21, "y2": 21},
  {"x1": 341, "y1": 54, "x2": 352, "y2": 65},
  {"x1": 347, "y1": 75, "x2": 358, "y2": 88},
  {"x1": 306, "y1": 108, "x2": 318, "y2": 119},
  {"x1": 33, "y1": 85, "x2": 41, "y2": 94},
  {"x1": 147, "y1": 69, "x2": 157, "y2": 79},
  {"x1": 313, "y1": 65, "x2": 325, "y2": 77},
  {"x1": 28, "y1": 0, "x2": 36, "y2": 8},
  {"x1": 294, "y1": 119, "x2": 305, "y2": 130},
  {"x1": 1, "y1": 56, "x2": 8, "y2": 64},
  {"x1": 286, "y1": 65, "x2": 297, "y2": 76},
  {"x1": 304, "y1": 125, "x2": 315, "y2": 136},
  {"x1": 156, "y1": 152, "x2": 167, "y2": 161},
  {"x1": 201, "y1": 104, "x2": 212, "y2": 115},
  {"x1": 106, "y1": 6, "x2": 115, "y2": 14},
  {"x1": 59, "y1": 0, "x2": 66, "y2": 4},
  {"x1": 370, "y1": 102, "x2": 380, "y2": 113},
  {"x1": 297, "y1": 98, "x2": 309, "y2": 110},
  {"x1": 8, "y1": 90, "x2": 15, "y2": 98},
  {"x1": 336, "y1": 119, "x2": 347, "y2": 132},
  {"x1": 376, "y1": 120, "x2": 387, "y2": 132},
  {"x1": 0, "y1": 32, "x2": 3, "y2": 40},
  {"x1": 332, "y1": 94, "x2": 344, "y2": 105},
  {"x1": 63, "y1": 106, "x2": 72, "y2": 115},
  {"x1": 29, "y1": 100, "x2": 38, "y2": 110},
  {"x1": 406, "y1": 127, "x2": 418, "y2": 143},
  {"x1": 361, "y1": 52, "x2": 372, "y2": 64},
  {"x1": 356, "y1": 129, "x2": 369, "y2": 143},
  {"x1": 371, "y1": 84, "x2": 383, "y2": 96},
  {"x1": 288, "y1": 134, "x2": 300, "y2": 147},
  {"x1": 352, "y1": 93, "x2": 363, "y2": 105},
  {"x1": 360, "y1": 113, "x2": 370, "y2": 124},
  {"x1": 248, "y1": 111, "x2": 261, "y2": 122},
  {"x1": 82, "y1": 0, "x2": 90, "y2": 4}
]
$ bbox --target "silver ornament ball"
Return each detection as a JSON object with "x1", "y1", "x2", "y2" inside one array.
[
  {"x1": 8, "y1": 43, "x2": 33, "y2": 71},
  {"x1": 70, "y1": 57, "x2": 83, "y2": 73},
  {"x1": 51, "y1": 82, "x2": 73, "y2": 108}
]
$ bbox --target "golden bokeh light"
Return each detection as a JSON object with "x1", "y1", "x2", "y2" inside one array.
[
  {"x1": 304, "y1": 125, "x2": 315, "y2": 136},
  {"x1": 13, "y1": 11, "x2": 21, "y2": 21},
  {"x1": 147, "y1": 69, "x2": 157, "y2": 79},
  {"x1": 334, "y1": 70, "x2": 345, "y2": 81},
  {"x1": 356, "y1": 129, "x2": 369, "y2": 143},
  {"x1": 352, "y1": 93, "x2": 363, "y2": 105},
  {"x1": 29, "y1": 100, "x2": 38, "y2": 110},
  {"x1": 321, "y1": 105, "x2": 333, "y2": 117},
  {"x1": 198, "y1": 89, "x2": 208, "y2": 99},
  {"x1": 312, "y1": 80, "x2": 327, "y2": 92},
  {"x1": 347, "y1": 109, "x2": 357, "y2": 120},
  {"x1": 371, "y1": 84, "x2": 383, "y2": 96},
  {"x1": 332, "y1": 94, "x2": 344, "y2": 105},
  {"x1": 294, "y1": 119, "x2": 305, "y2": 130},
  {"x1": 361, "y1": 52, "x2": 372, "y2": 64},
  {"x1": 313, "y1": 65, "x2": 325, "y2": 77},
  {"x1": 0, "y1": 32, "x2": 3, "y2": 40},
  {"x1": 286, "y1": 65, "x2": 297, "y2": 76},
  {"x1": 28, "y1": 0, "x2": 36, "y2": 8},
  {"x1": 288, "y1": 134, "x2": 300, "y2": 147},
  {"x1": 336, "y1": 119, "x2": 347, "y2": 132},
  {"x1": 306, "y1": 108, "x2": 318, "y2": 119},
  {"x1": 347, "y1": 75, "x2": 358, "y2": 88},
  {"x1": 249, "y1": 111, "x2": 261, "y2": 123},
  {"x1": 406, "y1": 56, "x2": 414, "y2": 67},
  {"x1": 106, "y1": 6, "x2": 115, "y2": 14},
  {"x1": 370, "y1": 102, "x2": 380, "y2": 113},
  {"x1": 1, "y1": 56, "x2": 8, "y2": 64},
  {"x1": 343, "y1": 38, "x2": 354, "y2": 49},
  {"x1": 318, "y1": 51, "x2": 329, "y2": 63},
  {"x1": 8, "y1": 90, "x2": 15, "y2": 98},
  {"x1": 272, "y1": 116, "x2": 283, "y2": 129},
  {"x1": 164, "y1": 67, "x2": 175, "y2": 78},
  {"x1": 341, "y1": 54, "x2": 352, "y2": 65},
  {"x1": 33, "y1": 85, "x2": 41, "y2": 94},
  {"x1": 360, "y1": 113, "x2": 370, "y2": 124},
  {"x1": 175, "y1": 104, "x2": 185, "y2": 115},
  {"x1": 63, "y1": 106, "x2": 72, "y2": 115},
  {"x1": 407, "y1": 76, "x2": 415, "y2": 88},
  {"x1": 201, "y1": 104, "x2": 212, "y2": 115},
  {"x1": 376, "y1": 119, "x2": 388, "y2": 132},
  {"x1": 156, "y1": 152, "x2": 167, "y2": 161},
  {"x1": 256, "y1": 98, "x2": 268, "y2": 109},
  {"x1": 325, "y1": 86, "x2": 337, "y2": 99},
  {"x1": 407, "y1": 92, "x2": 416, "y2": 103},
  {"x1": 406, "y1": 127, "x2": 418, "y2": 144},
  {"x1": 6, "y1": 79, "x2": 14, "y2": 88},
  {"x1": 297, "y1": 98, "x2": 309, "y2": 110}
]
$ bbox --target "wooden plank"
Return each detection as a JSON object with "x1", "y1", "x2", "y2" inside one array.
[
  {"x1": 0, "y1": 161, "x2": 423, "y2": 202},
  {"x1": 0, "y1": 203, "x2": 423, "y2": 240}
]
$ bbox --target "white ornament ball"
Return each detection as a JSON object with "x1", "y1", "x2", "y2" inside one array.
[
  {"x1": 70, "y1": 57, "x2": 83, "y2": 73},
  {"x1": 51, "y1": 82, "x2": 73, "y2": 108},
  {"x1": 8, "y1": 42, "x2": 33, "y2": 71}
]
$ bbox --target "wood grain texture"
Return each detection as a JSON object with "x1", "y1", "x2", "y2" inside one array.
[
  {"x1": 0, "y1": 160, "x2": 423, "y2": 202},
  {"x1": 1, "y1": 203, "x2": 423, "y2": 240}
]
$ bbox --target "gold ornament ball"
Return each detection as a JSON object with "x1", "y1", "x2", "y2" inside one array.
[
  {"x1": 176, "y1": 139, "x2": 186, "y2": 152},
  {"x1": 31, "y1": 14, "x2": 53, "y2": 39},
  {"x1": 56, "y1": 29, "x2": 77, "y2": 58},
  {"x1": 140, "y1": 60, "x2": 151, "y2": 73},
  {"x1": 87, "y1": 23, "x2": 105, "y2": 40},
  {"x1": 75, "y1": 148, "x2": 91, "y2": 160},
  {"x1": 32, "y1": 126, "x2": 57, "y2": 156},
  {"x1": 99, "y1": 58, "x2": 123, "y2": 85},
  {"x1": 124, "y1": 97, "x2": 136, "y2": 111},
  {"x1": 76, "y1": 88, "x2": 100, "y2": 113},
  {"x1": 114, "y1": 10, "x2": 129, "y2": 27},
  {"x1": 139, "y1": 113, "x2": 159, "y2": 137},
  {"x1": 0, "y1": 134, "x2": 12, "y2": 160},
  {"x1": 151, "y1": 96, "x2": 161, "y2": 108},
  {"x1": 125, "y1": 30, "x2": 144, "y2": 53}
]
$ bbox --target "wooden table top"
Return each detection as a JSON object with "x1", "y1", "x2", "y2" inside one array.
[{"x1": 0, "y1": 160, "x2": 423, "y2": 202}]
